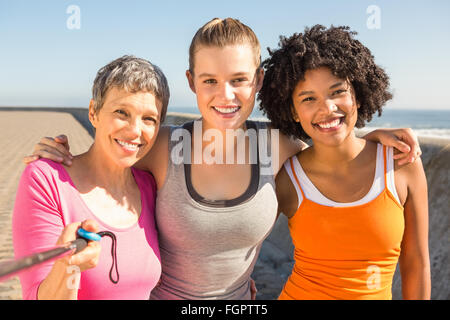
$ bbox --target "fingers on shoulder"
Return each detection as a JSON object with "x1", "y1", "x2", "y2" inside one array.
[{"x1": 23, "y1": 155, "x2": 39, "y2": 164}]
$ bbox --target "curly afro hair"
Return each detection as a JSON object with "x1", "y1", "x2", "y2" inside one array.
[{"x1": 257, "y1": 25, "x2": 393, "y2": 140}]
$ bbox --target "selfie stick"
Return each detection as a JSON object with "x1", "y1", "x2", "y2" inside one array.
[{"x1": 0, "y1": 230, "x2": 98, "y2": 282}]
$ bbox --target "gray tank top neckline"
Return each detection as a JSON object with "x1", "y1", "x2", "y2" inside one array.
[
  {"x1": 182, "y1": 121, "x2": 260, "y2": 208},
  {"x1": 150, "y1": 119, "x2": 278, "y2": 300}
]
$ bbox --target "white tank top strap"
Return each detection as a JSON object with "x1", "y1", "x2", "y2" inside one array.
[
  {"x1": 283, "y1": 157, "x2": 304, "y2": 209},
  {"x1": 384, "y1": 145, "x2": 401, "y2": 205},
  {"x1": 286, "y1": 144, "x2": 401, "y2": 207}
]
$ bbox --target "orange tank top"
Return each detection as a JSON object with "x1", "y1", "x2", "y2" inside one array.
[{"x1": 279, "y1": 146, "x2": 404, "y2": 300}]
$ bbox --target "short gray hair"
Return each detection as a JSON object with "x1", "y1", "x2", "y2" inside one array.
[{"x1": 92, "y1": 55, "x2": 170, "y2": 121}]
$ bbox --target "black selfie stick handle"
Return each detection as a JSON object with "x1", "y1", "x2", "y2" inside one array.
[{"x1": 0, "y1": 238, "x2": 87, "y2": 281}]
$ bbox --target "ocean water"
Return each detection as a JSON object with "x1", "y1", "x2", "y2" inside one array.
[
  {"x1": 168, "y1": 107, "x2": 450, "y2": 139},
  {"x1": 361, "y1": 109, "x2": 450, "y2": 139}
]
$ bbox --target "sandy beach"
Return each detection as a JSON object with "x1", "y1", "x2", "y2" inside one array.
[{"x1": 0, "y1": 108, "x2": 448, "y2": 300}]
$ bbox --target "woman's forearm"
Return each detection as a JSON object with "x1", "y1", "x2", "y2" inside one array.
[
  {"x1": 37, "y1": 259, "x2": 79, "y2": 300},
  {"x1": 400, "y1": 262, "x2": 431, "y2": 300}
]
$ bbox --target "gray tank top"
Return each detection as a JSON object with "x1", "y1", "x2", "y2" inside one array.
[{"x1": 150, "y1": 120, "x2": 278, "y2": 299}]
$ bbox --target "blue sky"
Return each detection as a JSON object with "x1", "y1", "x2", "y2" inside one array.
[{"x1": 0, "y1": 0, "x2": 449, "y2": 110}]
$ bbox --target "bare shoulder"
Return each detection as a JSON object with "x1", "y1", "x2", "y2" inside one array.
[
  {"x1": 394, "y1": 153, "x2": 427, "y2": 206},
  {"x1": 275, "y1": 164, "x2": 299, "y2": 219},
  {"x1": 394, "y1": 151, "x2": 426, "y2": 183}
]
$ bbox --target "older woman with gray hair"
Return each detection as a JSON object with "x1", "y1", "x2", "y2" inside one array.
[{"x1": 12, "y1": 55, "x2": 169, "y2": 299}]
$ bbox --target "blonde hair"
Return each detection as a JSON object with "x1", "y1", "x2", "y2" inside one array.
[{"x1": 188, "y1": 18, "x2": 261, "y2": 73}]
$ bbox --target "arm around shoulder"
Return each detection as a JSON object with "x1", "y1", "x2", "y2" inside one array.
[{"x1": 267, "y1": 122, "x2": 308, "y2": 176}]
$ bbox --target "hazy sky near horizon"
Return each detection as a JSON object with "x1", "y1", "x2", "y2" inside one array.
[{"x1": 1, "y1": 0, "x2": 449, "y2": 111}]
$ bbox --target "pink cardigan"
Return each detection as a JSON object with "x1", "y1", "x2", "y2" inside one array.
[{"x1": 12, "y1": 159, "x2": 161, "y2": 300}]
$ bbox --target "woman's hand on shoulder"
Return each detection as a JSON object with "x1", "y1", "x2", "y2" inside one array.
[
  {"x1": 363, "y1": 128, "x2": 421, "y2": 165},
  {"x1": 23, "y1": 134, "x2": 73, "y2": 166}
]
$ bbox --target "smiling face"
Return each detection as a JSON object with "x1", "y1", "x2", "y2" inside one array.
[
  {"x1": 291, "y1": 66, "x2": 360, "y2": 147},
  {"x1": 89, "y1": 87, "x2": 161, "y2": 168},
  {"x1": 186, "y1": 44, "x2": 263, "y2": 131}
]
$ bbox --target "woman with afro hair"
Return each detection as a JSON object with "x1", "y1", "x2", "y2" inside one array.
[{"x1": 258, "y1": 25, "x2": 430, "y2": 300}]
